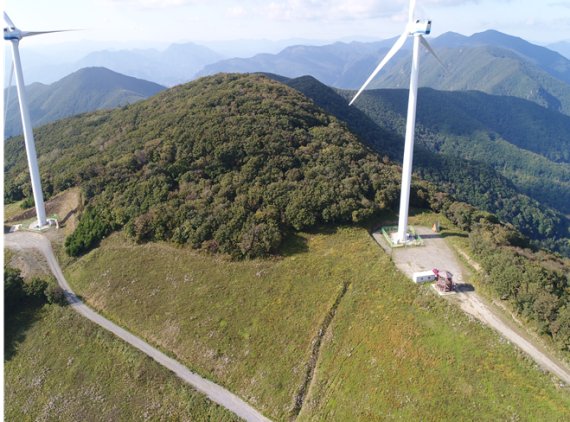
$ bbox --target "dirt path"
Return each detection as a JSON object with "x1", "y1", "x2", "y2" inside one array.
[
  {"x1": 5, "y1": 231, "x2": 271, "y2": 422},
  {"x1": 374, "y1": 226, "x2": 570, "y2": 385}
]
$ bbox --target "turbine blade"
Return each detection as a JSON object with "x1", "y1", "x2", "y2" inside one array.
[
  {"x1": 21, "y1": 29, "x2": 76, "y2": 37},
  {"x1": 4, "y1": 12, "x2": 15, "y2": 29},
  {"x1": 419, "y1": 35, "x2": 446, "y2": 70},
  {"x1": 409, "y1": 0, "x2": 416, "y2": 24},
  {"x1": 349, "y1": 31, "x2": 408, "y2": 106}
]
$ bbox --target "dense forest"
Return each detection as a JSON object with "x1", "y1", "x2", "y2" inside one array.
[{"x1": 6, "y1": 74, "x2": 439, "y2": 258}]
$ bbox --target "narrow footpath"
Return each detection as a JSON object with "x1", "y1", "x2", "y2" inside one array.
[{"x1": 5, "y1": 231, "x2": 271, "y2": 422}]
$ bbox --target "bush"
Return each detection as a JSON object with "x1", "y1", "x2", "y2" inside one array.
[
  {"x1": 24, "y1": 277, "x2": 49, "y2": 304},
  {"x1": 4, "y1": 267, "x2": 26, "y2": 313},
  {"x1": 45, "y1": 284, "x2": 67, "y2": 306}
]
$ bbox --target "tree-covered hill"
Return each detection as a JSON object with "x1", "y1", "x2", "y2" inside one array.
[
  {"x1": 4, "y1": 67, "x2": 166, "y2": 138},
  {"x1": 343, "y1": 87, "x2": 570, "y2": 216},
  {"x1": 5, "y1": 73, "x2": 435, "y2": 258},
  {"x1": 275, "y1": 75, "x2": 569, "y2": 255},
  {"x1": 370, "y1": 43, "x2": 570, "y2": 116},
  {"x1": 6, "y1": 73, "x2": 568, "y2": 257}
]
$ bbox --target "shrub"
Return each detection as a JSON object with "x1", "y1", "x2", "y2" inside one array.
[{"x1": 45, "y1": 284, "x2": 67, "y2": 306}]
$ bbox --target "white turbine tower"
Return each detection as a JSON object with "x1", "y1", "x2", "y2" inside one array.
[
  {"x1": 3, "y1": 12, "x2": 70, "y2": 228},
  {"x1": 350, "y1": 0, "x2": 444, "y2": 244}
]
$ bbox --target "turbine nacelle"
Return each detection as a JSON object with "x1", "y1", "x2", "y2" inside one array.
[
  {"x1": 4, "y1": 27, "x2": 23, "y2": 41},
  {"x1": 410, "y1": 19, "x2": 431, "y2": 35}
]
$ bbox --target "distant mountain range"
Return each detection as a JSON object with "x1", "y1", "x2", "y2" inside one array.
[
  {"x1": 18, "y1": 42, "x2": 224, "y2": 87},
  {"x1": 4, "y1": 67, "x2": 165, "y2": 139},
  {"x1": 548, "y1": 40, "x2": 570, "y2": 59},
  {"x1": 201, "y1": 30, "x2": 570, "y2": 116}
]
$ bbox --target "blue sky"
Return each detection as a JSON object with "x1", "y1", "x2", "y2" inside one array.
[{"x1": 4, "y1": 0, "x2": 570, "y2": 47}]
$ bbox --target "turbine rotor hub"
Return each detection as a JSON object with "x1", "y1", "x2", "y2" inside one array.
[{"x1": 409, "y1": 19, "x2": 431, "y2": 35}]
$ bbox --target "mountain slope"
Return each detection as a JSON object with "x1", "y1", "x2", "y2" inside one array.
[
  {"x1": 5, "y1": 73, "x2": 422, "y2": 259},
  {"x1": 344, "y1": 87, "x2": 570, "y2": 214},
  {"x1": 5, "y1": 67, "x2": 165, "y2": 138},
  {"x1": 371, "y1": 43, "x2": 570, "y2": 115},
  {"x1": 76, "y1": 43, "x2": 224, "y2": 86},
  {"x1": 435, "y1": 30, "x2": 570, "y2": 85},
  {"x1": 18, "y1": 42, "x2": 225, "y2": 86},
  {"x1": 198, "y1": 40, "x2": 398, "y2": 88},
  {"x1": 548, "y1": 40, "x2": 570, "y2": 59},
  {"x1": 200, "y1": 30, "x2": 570, "y2": 115},
  {"x1": 275, "y1": 75, "x2": 569, "y2": 253}
]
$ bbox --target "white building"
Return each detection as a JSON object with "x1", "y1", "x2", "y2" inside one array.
[{"x1": 412, "y1": 270, "x2": 436, "y2": 284}]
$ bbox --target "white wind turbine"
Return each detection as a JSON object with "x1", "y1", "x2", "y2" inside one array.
[
  {"x1": 4, "y1": 12, "x2": 72, "y2": 228},
  {"x1": 349, "y1": 0, "x2": 444, "y2": 244}
]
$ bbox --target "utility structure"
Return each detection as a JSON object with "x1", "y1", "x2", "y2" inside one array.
[
  {"x1": 349, "y1": 0, "x2": 444, "y2": 244},
  {"x1": 3, "y1": 13, "x2": 70, "y2": 228}
]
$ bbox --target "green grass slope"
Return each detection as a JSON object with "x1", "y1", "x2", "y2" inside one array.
[
  {"x1": 63, "y1": 227, "x2": 570, "y2": 421},
  {"x1": 4, "y1": 304, "x2": 239, "y2": 421}
]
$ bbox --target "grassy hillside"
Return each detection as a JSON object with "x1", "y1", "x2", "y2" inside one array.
[
  {"x1": 4, "y1": 302, "x2": 239, "y2": 421},
  {"x1": 5, "y1": 67, "x2": 166, "y2": 138},
  {"x1": 63, "y1": 226, "x2": 570, "y2": 421}
]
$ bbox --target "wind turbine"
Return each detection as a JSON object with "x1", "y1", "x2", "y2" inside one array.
[
  {"x1": 4, "y1": 12, "x2": 71, "y2": 228},
  {"x1": 349, "y1": 0, "x2": 444, "y2": 244}
]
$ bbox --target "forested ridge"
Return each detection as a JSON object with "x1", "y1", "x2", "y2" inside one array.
[
  {"x1": 278, "y1": 75, "x2": 569, "y2": 256},
  {"x1": 6, "y1": 73, "x2": 440, "y2": 258},
  {"x1": 6, "y1": 73, "x2": 569, "y2": 258}
]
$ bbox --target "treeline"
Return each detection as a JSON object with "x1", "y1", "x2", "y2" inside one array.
[
  {"x1": 5, "y1": 266, "x2": 66, "y2": 317},
  {"x1": 439, "y1": 202, "x2": 570, "y2": 353}
]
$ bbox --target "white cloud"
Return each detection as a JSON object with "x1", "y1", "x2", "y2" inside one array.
[
  {"x1": 105, "y1": 0, "x2": 197, "y2": 8},
  {"x1": 227, "y1": 5, "x2": 248, "y2": 18},
  {"x1": 257, "y1": 0, "x2": 492, "y2": 22}
]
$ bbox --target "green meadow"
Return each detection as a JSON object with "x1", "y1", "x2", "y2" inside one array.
[{"x1": 64, "y1": 226, "x2": 570, "y2": 421}]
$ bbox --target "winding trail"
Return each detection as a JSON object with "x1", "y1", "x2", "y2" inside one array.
[
  {"x1": 373, "y1": 226, "x2": 570, "y2": 385},
  {"x1": 5, "y1": 231, "x2": 271, "y2": 422}
]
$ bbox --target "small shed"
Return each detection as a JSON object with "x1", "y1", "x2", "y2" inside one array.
[{"x1": 412, "y1": 270, "x2": 436, "y2": 284}]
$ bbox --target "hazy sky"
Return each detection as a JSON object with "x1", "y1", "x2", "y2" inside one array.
[{"x1": 4, "y1": 0, "x2": 570, "y2": 47}]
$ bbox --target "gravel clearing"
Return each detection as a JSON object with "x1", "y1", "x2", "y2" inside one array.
[{"x1": 373, "y1": 225, "x2": 570, "y2": 385}]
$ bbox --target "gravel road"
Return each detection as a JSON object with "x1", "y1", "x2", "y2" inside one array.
[
  {"x1": 374, "y1": 226, "x2": 570, "y2": 385},
  {"x1": 5, "y1": 231, "x2": 271, "y2": 422}
]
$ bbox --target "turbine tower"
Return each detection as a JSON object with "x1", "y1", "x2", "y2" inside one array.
[
  {"x1": 3, "y1": 13, "x2": 69, "y2": 228},
  {"x1": 349, "y1": 0, "x2": 444, "y2": 244}
]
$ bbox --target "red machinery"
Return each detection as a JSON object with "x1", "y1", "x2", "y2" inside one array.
[{"x1": 432, "y1": 268, "x2": 455, "y2": 292}]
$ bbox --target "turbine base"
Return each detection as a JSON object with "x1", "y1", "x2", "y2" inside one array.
[{"x1": 380, "y1": 225, "x2": 424, "y2": 248}]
